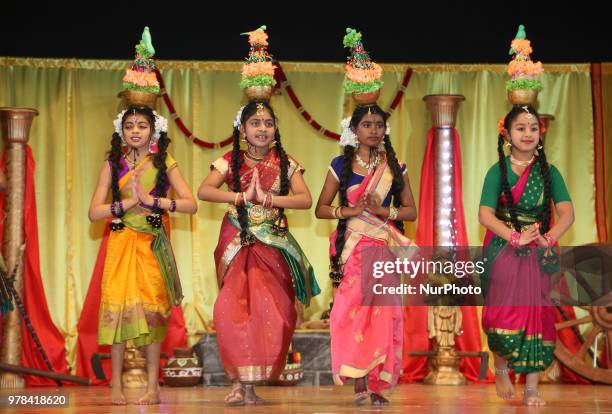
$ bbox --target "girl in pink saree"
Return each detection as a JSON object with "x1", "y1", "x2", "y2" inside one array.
[
  {"x1": 479, "y1": 105, "x2": 574, "y2": 406},
  {"x1": 316, "y1": 104, "x2": 417, "y2": 406}
]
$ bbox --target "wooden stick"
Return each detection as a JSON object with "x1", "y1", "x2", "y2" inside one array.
[{"x1": 0, "y1": 362, "x2": 90, "y2": 385}]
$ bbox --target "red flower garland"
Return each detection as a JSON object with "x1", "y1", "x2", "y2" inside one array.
[{"x1": 155, "y1": 63, "x2": 413, "y2": 149}]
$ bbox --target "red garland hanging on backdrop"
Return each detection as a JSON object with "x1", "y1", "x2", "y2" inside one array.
[{"x1": 154, "y1": 63, "x2": 412, "y2": 149}]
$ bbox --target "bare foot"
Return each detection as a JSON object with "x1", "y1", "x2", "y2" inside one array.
[
  {"x1": 244, "y1": 384, "x2": 266, "y2": 404},
  {"x1": 135, "y1": 388, "x2": 160, "y2": 405},
  {"x1": 494, "y1": 367, "x2": 515, "y2": 400},
  {"x1": 370, "y1": 393, "x2": 389, "y2": 406},
  {"x1": 225, "y1": 383, "x2": 245, "y2": 406},
  {"x1": 110, "y1": 386, "x2": 127, "y2": 405},
  {"x1": 523, "y1": 387, "x2": 546, "y2": 406}
]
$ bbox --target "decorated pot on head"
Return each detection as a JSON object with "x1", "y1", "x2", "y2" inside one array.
[
  {"x1": 118, "y1": 26, "x2": 160, "y2": 109},
  {"x1": 342, "y1": 27, "x2": 383, "y2": 106},
  {"x1": 505, "y1": 24, "x2": 543, "y2": 106},
  {"x1": 240, "y1": 25, "x2": 276, "y2": 102}
]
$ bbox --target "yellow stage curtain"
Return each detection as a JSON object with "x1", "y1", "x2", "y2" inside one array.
[{"x1": 0, "y1": 58, "x2": 599, "y2": 372}]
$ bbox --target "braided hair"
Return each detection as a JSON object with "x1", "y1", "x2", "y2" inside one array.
[
  {"x1": 330, "y1": 104, "x2": 405, "y2": 286},
  {"x1": 231, "y1": 101, "x2": 290, "y2": 245},
  {"x1": 498, "y1": 104, "x2": 551, "y2": 233},
  {"x1": 108, "y1": 106, "x2": 170, "y2": 217}
]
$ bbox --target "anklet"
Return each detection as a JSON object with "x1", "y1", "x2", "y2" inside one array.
[{"x1": 495, "y1": 367, "x2": 510, "y2": 375}]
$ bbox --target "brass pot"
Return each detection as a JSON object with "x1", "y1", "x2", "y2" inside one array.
[
  {"x1": 352, "y1": 90, "x2": 380, "y2": 106},
  {"x1": 507, "y1": 88, "x2": 538, "y2": 106},
  {"x1": 244, "y1": 85, "x2": 273, "y2": 101},
  {"x1": 122, "y1": 347, "x2": 147, "y2": 388},
  {"x1": 118, "y1": 89, "x2": 159, "y2": 109}
]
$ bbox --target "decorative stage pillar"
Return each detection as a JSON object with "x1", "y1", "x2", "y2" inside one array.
[
  {"x1": 422, "y1": 95, "x2": 467, "y2": 385},
  {"x1": 0, "y1": 107, "x2": 38, "y2": 389}
]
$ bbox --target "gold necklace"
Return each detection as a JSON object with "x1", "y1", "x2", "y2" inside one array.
[
  {"x1": 509, "y1": 154, "x2": 534, "y2": 166},
  {"x1": 355, "y1": 152, "x2": 379, "y2": 171},
  {"x1": 245, "y1": 151, "x2": 265, "y2": 162}
]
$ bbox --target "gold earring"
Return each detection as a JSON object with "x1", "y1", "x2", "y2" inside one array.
[{"x1": 505, "y1": 141, "x2": 512, "y2": 148}]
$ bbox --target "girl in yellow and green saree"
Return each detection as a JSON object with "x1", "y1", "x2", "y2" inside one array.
[
  {"x1": 479, "y1": 105, "x2": 574, "y2": 406},
  {"x1": 88, "y1": 106, "x2": 196, "y2": 405}
]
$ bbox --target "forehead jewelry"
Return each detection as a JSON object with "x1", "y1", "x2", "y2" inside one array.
[
  {"x1": 256, "y1": 102, "x2": 265, "y2": 116},
  {"x1": 367, "y1": 106, "x2": 372, "y2": 116},
  {"x1": 521, "y1": 105, "x2": 536, "y2": 121}
]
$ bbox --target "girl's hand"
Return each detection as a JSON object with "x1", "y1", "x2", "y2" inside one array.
[
  {"x1": 133, "y1": 171, "x2": 153, "y2": 205},
  {"x1": 518, "y1": 226, "x2": 539, "y2": 246},
  {"x1": 364, "y1": 193, "x2": 384, "y2": 216},
  {"x1": 253, "y1": 169, "x2": 266, "y2": 204},
  {"x1": 535, "y1": 234, "x2": 549, "y2": 247},
  {"x1": 341, "y1": 196, "x2": 366, "y2": 218},
  {"x1": 129, "y1": 174, "x2": 139, "y2": 205},
  {"x1": 244, "y1": 171, "x2": 257, "y2": 203}
]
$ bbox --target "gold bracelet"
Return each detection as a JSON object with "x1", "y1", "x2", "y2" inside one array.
[
  {"x1": 234, "y1": 192, "x2": 241, "y2": 206},
  {"x1": 269, "y1": 194, "x2": 274, "y2": 208},
  {"x1": 389, "y1": 206, "x2": 399, "y2": 221},
  {"x1": 264, "y1": 193, "x2": 271, "y2": 208},
  {"x1": 337, "y1": 206, "x2": 345, "y2": 220},
  {"x1": 331, "y1": 206, "x2": 338, "y2": 219}
]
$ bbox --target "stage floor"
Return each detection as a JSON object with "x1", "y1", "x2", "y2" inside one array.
[{"x1": 0, "y1": 384, "x2": 610, "y2": 413}]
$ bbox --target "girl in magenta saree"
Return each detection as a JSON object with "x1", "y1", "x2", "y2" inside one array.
[
  {"x1": 479, "y1": 105, "x2": 574, "y2": 406},
  {"x1": 316, "y1": 104, "x2": 417, "y2": 406},
  {"x1": 198, "y1": 101, "x2": 320, "y2": 406}
]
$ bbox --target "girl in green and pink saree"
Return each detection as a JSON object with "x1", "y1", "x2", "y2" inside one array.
[{"x1": 478, "y1": 105, "x2": 574, "y2": 406}]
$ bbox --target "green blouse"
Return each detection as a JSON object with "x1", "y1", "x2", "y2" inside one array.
[{"x1": 480, "y1": 157, "x2": 571, "y2": 210}]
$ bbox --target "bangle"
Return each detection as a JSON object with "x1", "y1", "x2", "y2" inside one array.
[
  {"x1": 544, "y1": 232, "x2": 555, "y2": 247},
  {"x1": 265, "y1": 193, "x2": 274, "y2": 208},
  {"x1": 242, "y1": 192, "x2": 247, "y2": 206},
  {"x1": 388, "y1": 206, "x2": 399, "y2": 221},
  {"x1": 234, "y1": 192, "x2": 240, "y2": 206},
  {"x1": 262, "y1": 193, "x2": 269, "y2": 208},
  {"x1": 169, "y1": 199, "x2": 177, "y2": 212},
  {"x1": 269, "y1": 194, "x2": 274, "y2": 208},
  {"x1": 265, "y1": 193, "x2": 273, "y2": 208},
  {"x1": 337, "y1": 206, "x2": 345, "y2": 220},
  {"x1": 111, "y1": 201, "x2": 124, "y2": 217},
  {"x1": 152, "y1": 197, "x2": 160, "y2": 211},
  {"x1": 509, "y1": 230, "x2": 521, "y2": 247}
]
